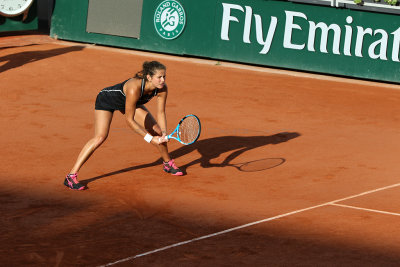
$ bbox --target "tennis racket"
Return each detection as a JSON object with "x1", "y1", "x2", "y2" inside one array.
[{"x1": 166, "y1": 114, "x2": 201, "y2": 145}]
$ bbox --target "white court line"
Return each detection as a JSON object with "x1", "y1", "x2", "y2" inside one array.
[
  {"x1": 99, "y1": 182, "x2": 400, "y2": 266},
  {"x1": 331, "y1": 203, "x2": 400, "y2": 217}
]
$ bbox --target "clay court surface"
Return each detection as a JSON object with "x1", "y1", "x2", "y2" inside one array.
[{"x1": 2, "y1": 33, "x2": 400, "y2": 266}]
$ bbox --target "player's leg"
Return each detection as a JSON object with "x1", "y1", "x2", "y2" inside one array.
[
  {"x1": 64, "y1": 110, "x2": 114, "y2": 189},
  {"x1": 134, "y1": 106, "x2": 183, "y2": 175},
  {"x1": 134, "y1": 106, "x2": 170, "y2": 161}
]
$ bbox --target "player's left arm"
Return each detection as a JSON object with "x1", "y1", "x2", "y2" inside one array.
[{"x1": 156, "y1": 84, "x2": 168, "y2": 138}]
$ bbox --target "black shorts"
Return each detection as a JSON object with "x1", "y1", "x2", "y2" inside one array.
[
  {"x1": 94, "y1": 94, "x2": 145, "y2": 114},
  {"x1": 94, "y1": 93, "x2": 122, "y2": 113}
]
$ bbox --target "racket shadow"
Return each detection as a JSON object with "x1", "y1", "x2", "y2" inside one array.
[
  {"x1": 174, "y1": 132, "x2": 300, "y2": 172},
  {"x1": 80, "y1": 132, "x2": 300, "y2": 186},
  {"x1": 232, "y1": 157, "x2": 286, "y2": 172}
]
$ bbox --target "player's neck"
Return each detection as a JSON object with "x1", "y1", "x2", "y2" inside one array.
[{"x1": 144, "y1": 83, "x2": 156, "y2": 92}]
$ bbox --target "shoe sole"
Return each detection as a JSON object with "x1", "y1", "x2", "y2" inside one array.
[
  {"x1": 163, "y1": 169, "x2": 183, "y2": 176},
  {"x1": 64, "y1": 184, "x2": 85, "y2": 190},
  {"x1": 64, "y1": 181, "x2": 85, "y2": 190}
]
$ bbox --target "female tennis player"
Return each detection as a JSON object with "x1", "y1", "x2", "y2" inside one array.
[{"x1": 64, "y1": 61, "x2": 183, "y2": 190}]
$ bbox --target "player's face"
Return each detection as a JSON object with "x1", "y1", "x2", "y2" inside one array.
[{"x1": 148, "y1": 69, "x2": 166, "y2": 89}]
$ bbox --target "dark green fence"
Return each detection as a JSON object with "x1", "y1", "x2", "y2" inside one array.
[{"x1": 50, "y1": 0, "x2": 400, "y2": 83}]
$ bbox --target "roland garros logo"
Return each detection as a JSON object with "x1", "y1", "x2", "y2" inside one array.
[{"x1": 154, "y1": 0, "x2": 186, "y2": 40}]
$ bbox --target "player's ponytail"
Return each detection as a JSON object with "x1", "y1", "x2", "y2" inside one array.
[{"x1": 134, "y1": 61, "x2": 166, "y2": 80}]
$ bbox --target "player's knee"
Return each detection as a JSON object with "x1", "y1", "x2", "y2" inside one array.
[
  {"x1": 94, "y1": 135, "x2": 107, "y2": 147},
  {"x1": 152, "y1": 125, "x2": 162, "y2": 136}
]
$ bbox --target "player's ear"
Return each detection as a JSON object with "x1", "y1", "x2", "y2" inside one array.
[{"x1": 146, "y1": 74, "x2": 151, "y2": 81}]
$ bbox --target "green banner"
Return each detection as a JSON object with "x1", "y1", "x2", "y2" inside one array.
[
  {"x1": 213, "y1": 0, "x2": 400, "y2": 82},
  {"x1": 51, "y1": 0, "x2": 400, "y2": 83}
]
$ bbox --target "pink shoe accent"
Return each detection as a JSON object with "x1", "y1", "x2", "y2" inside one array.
[
  {"x1": 66, "y1": 173, "x2": 85, "y2": 190},
  {"x1": 163, "y1": 159, "x2": 183, "y2": 176},
  {"x1": 168, "y1": 160, "x2": 183, "y2": 176},
  {"x1": 67, "y1": 179, "x2": 74, "y2": 187},
  {"x1": 69, "y1": 173, "x2": 79, "y2": 184}
]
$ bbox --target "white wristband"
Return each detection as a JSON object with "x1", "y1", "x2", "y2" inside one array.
[{"x1": 144, "y1": 133, "x2": 153, "y2": 143}]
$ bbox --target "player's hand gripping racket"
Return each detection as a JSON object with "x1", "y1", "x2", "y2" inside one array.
[{"x1": 166, "y1": 114, "x2": 201, "y2": 145}]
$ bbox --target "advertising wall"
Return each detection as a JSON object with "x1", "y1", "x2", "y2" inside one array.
[{"x1": 50, "y1": 0, "x2": 400, "y2": 83}]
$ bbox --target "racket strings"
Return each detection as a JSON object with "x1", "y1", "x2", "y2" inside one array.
[{"x1": 179, "y1": 116, "x2": 200, "y2": 144}]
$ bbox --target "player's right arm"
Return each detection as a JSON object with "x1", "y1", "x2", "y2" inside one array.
[
  {"x1": 124, "y1": 79, "x2": 164, "y2": 145},
  {"x1": 124, "y1": 79, "x2": 147, "y2": 137}
]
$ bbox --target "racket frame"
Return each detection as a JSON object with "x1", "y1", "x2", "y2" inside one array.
[{"x1": 166, "y1": 114, "x2": 201, "y2": 145}]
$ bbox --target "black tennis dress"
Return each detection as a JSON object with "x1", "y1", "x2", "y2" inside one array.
[{"x1": 95, "y1": 78, "x2": 158, "y2": 112}]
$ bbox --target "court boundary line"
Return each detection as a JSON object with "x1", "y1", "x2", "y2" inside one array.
[
  {"x1": 331, "y1": 203, "x2": 400, "y2": 217},
  {"x1": 99, "y1": 182, "x2": 400, "y2": 267}
]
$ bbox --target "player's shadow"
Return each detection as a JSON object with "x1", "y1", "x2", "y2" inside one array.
[
  {"x1": 0, "y1": 45, "x2": 84, "y2": 73},
  {"x1": 81, "y1": 132, "x2": 301, "y2": 187}
]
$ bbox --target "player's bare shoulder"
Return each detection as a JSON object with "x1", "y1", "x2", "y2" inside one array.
[{"x1": 123, "y1": 78, "x2": 141, "y2": 97}]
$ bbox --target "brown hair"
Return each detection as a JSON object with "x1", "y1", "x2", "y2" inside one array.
[{"x1": 134, "y1": 61, "x2": 166, "y2": 80}]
